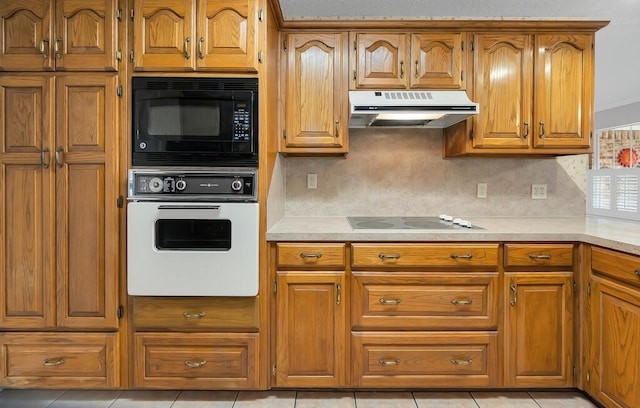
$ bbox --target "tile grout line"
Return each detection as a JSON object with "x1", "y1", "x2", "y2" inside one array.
[
  {"x1": 468, "y1": 391, "x2": 481, "y2": 408},
  {"x1": 528, "y1": 391, "x2": 544, "y2": 408}
]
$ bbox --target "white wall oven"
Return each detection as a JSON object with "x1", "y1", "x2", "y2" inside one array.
[{"x1": 127, "y1": 168, "x2": 258, "y2": 296}]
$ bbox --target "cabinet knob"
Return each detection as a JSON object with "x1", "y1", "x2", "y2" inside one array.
[{"x1": 635, "y1": 269, "x2": 640, "y2": 278}]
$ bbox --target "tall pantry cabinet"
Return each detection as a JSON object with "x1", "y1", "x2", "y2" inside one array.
[{"x1": 0, "y1": 0, "x2": 121, "y2": 388}]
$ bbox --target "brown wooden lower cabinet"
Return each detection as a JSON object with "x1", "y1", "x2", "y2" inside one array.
[
  {"x1": 133, "y1": 332, "x2": 259, "y2": 389},
  {"x1": 351, "y1": 331, "x2": 498, "y2": 388},
  {"x1": 0, "y1": 332, "x2": 119, "y2": 388}
]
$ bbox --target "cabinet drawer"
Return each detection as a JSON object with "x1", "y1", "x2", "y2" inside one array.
[
  {"x1": 504, "y1": 244, "x2": 574, "y2": 268},
  {"x1": 277, "y1": 243, "x2": 346, "y2": 268},
  {"x1": 592, "y1": 246, "x2": 640, "y2": 287},
  {"x1": 352, "y1": 244, "x2": 499, "y2": 268},
  {"x1": 133, "y1": 297, "x2": 259, "y2": 331},
  {"x1": 134, "y1": 332, "x2": 259, "y2": 389},
  {"x1": 352, "y1": 274, "x2": 498, "y2": 330},
  {"x1": 0, "y1": 333, "x2": 119, "y2": 388},
  {"x1": 352, "y1": 331, "x2": 498, "y2": 388}
]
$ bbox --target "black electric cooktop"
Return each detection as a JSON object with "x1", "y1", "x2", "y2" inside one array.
[{"x1": 347, "y1": 216, "x2": 483, "y2": 230}]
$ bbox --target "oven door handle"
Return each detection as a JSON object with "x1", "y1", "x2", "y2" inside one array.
[{"x1": 157, "y1": 205, "x2": 221, "y2": 210}]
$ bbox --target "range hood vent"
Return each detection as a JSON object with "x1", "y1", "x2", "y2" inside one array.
[{"x1": 349, "y1": 90, "x2": 479, "y2": 128}]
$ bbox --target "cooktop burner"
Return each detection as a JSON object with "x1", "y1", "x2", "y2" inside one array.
[{"x1": 347, "y1": 216, "x2": 483, "y2": 230}]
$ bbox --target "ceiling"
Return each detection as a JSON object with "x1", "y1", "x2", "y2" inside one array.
[{"x1": 277, "y1": 0, "x2": 640, "y2": 113}]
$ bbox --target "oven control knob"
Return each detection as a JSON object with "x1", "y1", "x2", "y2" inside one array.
[
  {"x1": 175, "y1": 179, "x2": 187, "y2": 191},
  {"x1": 231, "y1": 179, "x2": 243, "y2": 192},
  {"x1": 148, "y1": 177, "x2": 164, "y2": 193}
]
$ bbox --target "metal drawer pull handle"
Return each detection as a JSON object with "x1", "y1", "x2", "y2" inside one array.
[
  {"x1": 635, "y1": 270, "x2": 640, "y2": 278},
  {"x1": 528, "y1": 253, "x2": 552, "y2": 260},
  {"x1": 336, "y1": 283, "x2": 342, "y2": 305},
  {"x1": 184, "y1": 359, "x2": 207, "y2": 368},
  {"x1": 523, "y1": 121, "x2": 529, "y2": 138},
  {"x1": 183, "y1": 311, "x2": 206, "y2": 319},
  {"x1": 450, "y1": 357, "x2": 473, "y2": 366},
  {"x1": 41, "y1": 148, "x2": 50, "y2": 168},
  {"x1": 378, "y1": 253, "x2": 401, "y2": 260},
  {"x1": 450, "y1": 253, "x2": 473, "y2": 259},
  {"x1": 510, "y1": 283, "x2": 518, "y2": 306},
  {"x1": 43, "y1": 358, "x2": 65, "y2": 366},
  {"x1": 451, "y1": 298, "x2": 473, "y2": 306},
  {"x1": 379, "y1": 358, "x2": 400, "y2": 366},
  {"x1": 539, "y1": 121, "x2": 546, "y2": 138},
  {"x1": 300, "y1": 252, "x2": 322, "y2": 259},
  {"x1": 379, "y1": 298, "x2": 401, "y2": 305}
]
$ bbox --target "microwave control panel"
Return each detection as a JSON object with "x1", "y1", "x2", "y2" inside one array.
[{"x1": 233, "y1": 104, "x2": 251, "y2": 142}]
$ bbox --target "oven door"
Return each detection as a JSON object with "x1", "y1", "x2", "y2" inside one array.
[{"x1": 127, "y1": 201, "x2": 258, "y2": 296}]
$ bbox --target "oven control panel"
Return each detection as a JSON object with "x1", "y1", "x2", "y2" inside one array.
[{"x1": 128, "y1": 169, "x2": 257, "y2": 201}]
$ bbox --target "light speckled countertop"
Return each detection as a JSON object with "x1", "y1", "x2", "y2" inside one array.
[{"x1": 267, "y1": 216, "x2": 640, "y2": 256}]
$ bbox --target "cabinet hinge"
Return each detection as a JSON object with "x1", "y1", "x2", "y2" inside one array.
[
  {"x1": 130, "y1": 8, "x2": 134, "y2": 20},
  {"x1": 272, "y1": 280, "x2": 277, "y2": 293},
  {"x1": 587, "y1": 282, "x2": 591, "y2": 296},
  {"x1": 116, "y1": 85, "x2": 123, "y2": 98},
  {"x1": 258, "y1": 51, "x2": 263, "y2": 63},
  {"x1": 469, "y1": 128, "x2": 474, "y2": 140},
  {"x1": 130, "y1": 50, "x2": 134, "y2": 61},
  {"x1": 471, "y1": 41, "x2": 475, "y2": 52},
  {"x1": 283, "y1": 40, "x2": 287, "y2": 52},
  {"x1": 586, "y1": 370, "x2": 590, "y2": 382},
  {"x1": 353, "y1": 40, "x2": 356, "y2": 51},
  {"x1": 573, "y1": 366, "x2": 576, "y2": 377},
  {"x1": 461, "y1": 41, "x2": 464, "y2": 51},
  {"x1": 272, "y1": 365, "x2": 277, "y2": 376},
  {"x1": 117, "y1": 195, "x2": 124, "y2": 208},
  {"x1": 116, "y1": 8, "x2": 123, "y2": 21},
  {"x1": 117, "y1": 305, "x2": 124, "y2": 319},
  {"x1": 461, "y1": 70, "x2": 464, "y2": 82},
  {"x1": 573, "y1": 280, "x2": 577, "y2": 294},
  {"x1": 115, "y1": 50, "x2": 122, "y2": 62},
  {"x1": 353, "y1": 69, "x2": 356, "y2": 81},
  {"x1": 258, "y1": 9, "x2": 264, "y2": 22},
  {"x1": 282, "y1": 129, "x2": 286, "y2": 139}
]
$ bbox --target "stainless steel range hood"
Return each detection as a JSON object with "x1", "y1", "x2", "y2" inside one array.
[{"x1": 349, "y1": 90, "x2": 479, "y2": 128}]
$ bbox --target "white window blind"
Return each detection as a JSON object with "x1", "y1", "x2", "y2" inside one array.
[{"x1": 588, "y1": 169, "x2": 640, "y2": 220}]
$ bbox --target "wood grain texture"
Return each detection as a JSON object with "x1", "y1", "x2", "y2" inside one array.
[
  {"x1": 351, "y1": 243, "x2": 499, "y2": 268},
  {"x1": 355, "y1": 33, "x2": 406, "y2": 89},
  {"x1": 504, "y1": 243, "x2": 574, "y2": 268},
  {"x1": 410, "y1": 32, "x2": 466, "y2": 89},
  {"x1": 276, "y1": 242, "x2": 346, "y2": 268},
  {"x1": 592, "y1": 246, "x2": 640, "y2": 288}
]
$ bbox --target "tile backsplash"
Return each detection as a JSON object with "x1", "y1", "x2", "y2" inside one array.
[{"x1": 281, "y1": 128, "x2": 587, "y2": 217}]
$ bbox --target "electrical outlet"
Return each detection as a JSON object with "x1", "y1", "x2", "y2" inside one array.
[
  {"x1": 531, "y1": 184, "x2": 547, "y2": 199},
  {"x1": 307, "y1": 173, "x2": 317, "y2": 189},
  {"x1": 477, "y1": 183, "x2": 487, "y2": 198}
]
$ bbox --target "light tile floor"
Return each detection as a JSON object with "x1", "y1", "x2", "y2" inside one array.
[{"x1": 0, "y1": 389, "x2": 601, "y2": 408}]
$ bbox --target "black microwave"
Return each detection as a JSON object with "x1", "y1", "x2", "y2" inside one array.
[{"x1": 132, "y1": 77, "x2": 258, "y2": 167}]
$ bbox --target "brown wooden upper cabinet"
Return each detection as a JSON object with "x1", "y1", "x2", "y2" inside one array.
[
  {"x1": 132, "y1": 0, "x2": 261, "y2": 72},
  {"x1": 351, "y1": 32, "x2": 466, "y2": 90},
  {"x1": 0, "y1": 0, "x2": 119, "y2": 71},
  {"x1": 445, "y1": 32, "x2": 594, "y2": 156},
  {"x1": 280, "y1": 32, "x2": 349, "y2": 154}
]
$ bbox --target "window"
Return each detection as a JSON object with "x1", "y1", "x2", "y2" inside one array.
[{"x1": 587, "y1": 123, "x2": 640, "y2": 220}]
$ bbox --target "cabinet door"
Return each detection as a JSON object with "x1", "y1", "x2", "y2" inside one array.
[
  {"x1": 54, "y1": 0, "x2": 118, "y2": 71},
  {"x1": 195, "y1": 0, "x2": 257, "y2": 71},
  {"x1": 282, "y1": 33, "x2": 348, "y2": 153},
  {"x1": 354, "y1": 33, "x2": 407, "y2": 89},
  {"x1": 275, "y1": 271, "x2": 347, "y2": 387},
  {"x1": 589, "y1": 277, "x2": 640, "y2": 408},
  {"x1": 410, "y1": 33, "x2": 466, "y2": 89},
  {"x1": 0, "y1": 76, "x2": 56, "y2": 329},
  {"x1": 0, "y1": 0, "x2": 55, "y2": 71},
  {"x1": 473, "y1": 33, "x2": 532, "y2": 149},
  {"x1": 54, "y1": 74, "x2": 118, "y2": 329},
  {"x1": 533, "y1": 34, "x2": 593, "y2": 149},
  {"x1": 133, "y1": 0, "x2": 195, "y2": 71},
  {"x1": 505, "y1": 273, "x2": 574, "y2": 387}
]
